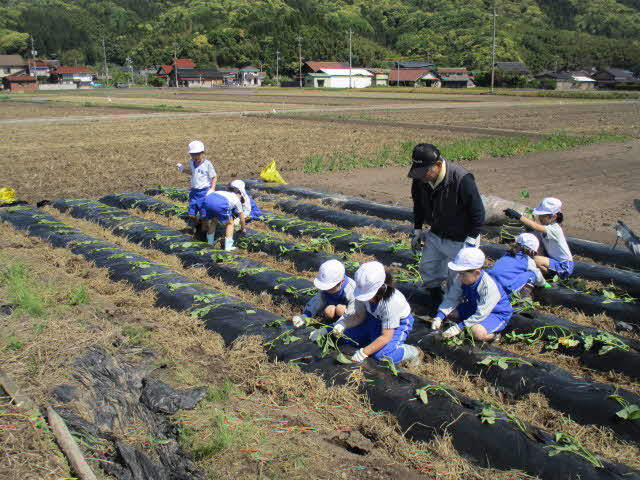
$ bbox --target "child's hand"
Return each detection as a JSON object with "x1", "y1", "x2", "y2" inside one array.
[
  {"x1": 504, "y1": 208, "x2": 522, "y2": 220},
  {"x1": 331, "y1": 318, "x2": 346, "y2": 336},
  {"x1": 351, "y1": 348, "x2": 368, "y2": 362},
  {"x1": 292, "y1": 314, "x2": 307, "y2": 328},
  {"x1": 176, "y1": 163, "x2": 184, "y2": 172},
  {"x1": 309, "y1": 326, "x2": 330, "y2": 342},
  {"x1": 431, "y1": 317, "x2": 442, "y2": 330},
  {"x1": 442, "y1": 325, "x2": 461, "y2": 339}
]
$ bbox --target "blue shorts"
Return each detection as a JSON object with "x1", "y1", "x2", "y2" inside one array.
[
  {"x1": 188, "y1": 188, "x2": 209, "y2": 217},
  {"x1": 341, "y1": 312, "x2": 414, "y2": 364},
  {"x1": 457, "y1": 304, "x2": 509, "y2": 334},
  {"x1": 202, "y1": 193, "x2": 233, "y2": 224},
  {"x1": 548, "y1": 259, "x2": 574, "y2": 278}
]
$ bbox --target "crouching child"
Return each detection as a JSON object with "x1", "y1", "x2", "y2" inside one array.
[
  {"x1": 488, "y1": 232, "x2": 547, "y2": 298},
  {"x1": 310, "y1": 261, "x2": 421, "y2": 366},
  {"x1": 431, "y1": 248, "x2": 512, "y2": 342},
  {"x1": 230, "y1": 179, "x2": 261, "y2": 224},
  {"x1": 292, "y1": 259, "x2": 356, "y2": 327}
]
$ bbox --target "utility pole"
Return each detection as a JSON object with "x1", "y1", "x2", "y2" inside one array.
[
  {"x1": 348, "y1": 28, "x2": 353, "y2": 88},
  {"x1": 397, "y1": 60, "x2": 400, "y2": 88},
  {"x1": 102, "y1": 38, "x2": 109, "y2": 84},
  {"x1": 296, "y1": 35, "x2": 303, "y2": 88},
  {"x1": 30, "y1": 35, "x2": 37, "y2": 86},
  {"x1": 173, "y1": 42, "x2": 179, "y2": 88},
  {"x1": 276, "y1": 49, "x2": 280, "y2": 86},
  {"x1": 126, "y1": 56, "x2": 133, "y2": 86},
  {"x1": 490, "y1": 2, "x2": 498, "y2": 93}
]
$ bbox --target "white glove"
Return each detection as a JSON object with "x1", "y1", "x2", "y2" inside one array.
[
  {"x1": 351, "y1": 348, "x2": 368, "y2": 362},
  {"x1": 464, "y1": 236, "x2": 480, "y2": 248},
  {"x1": 442, "y1": 324, "x2": 462, "y2": 339},
  {"x1": 309, "y1": 326, "x2": 330, "y2": 342},
  {"x1": 176, "y1": 162, "x2": 184, "y2": 172},
  {"x1": 431, "y1": 317, "x2": 442, "y2": 330},
  {"x1": 331, "y1": 317, "x2": 346, "y2": 336},
  {"x1": 411, "y1": 229, "x2": 423, "y2": 252},
  {"x1": 292, "y1": 314, "x2": 307, "y2": 328}
]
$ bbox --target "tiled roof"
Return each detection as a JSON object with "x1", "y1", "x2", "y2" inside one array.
[
  {"x1": 52, "y1": 66, "x2": 94, "y2": 74},
  {"x1": 389, "y1": 68, "x2": 433, "y2": 82},
  {"x1": 437, "y1": 67, "x2": 469, "y2": 74},
  {"x1": 175, "y1": 58, "x2": 196, "y2": 68},
  {"x1": 4, "y1": 74, "x2": 36, "y2": 81},
  {"x1": 0, "y1": 54, "x2": 25, "y2": 66},
  {"x1": 305, "y1": 61, "x2": 348, "y2": 72}
]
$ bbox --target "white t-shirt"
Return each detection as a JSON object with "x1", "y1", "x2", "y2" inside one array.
[
  {"x1": 211, "y1": 190, "x2": 242, "y2": 214},
  {"x1": 190, "y1": 159, "x2": 217, "y2": 189},
  {"x1": 540, "y1": 223, "x2": 573, "y2": 263},
  {"x1": 355, "y1": 289, "x2": 411, "y2": 329},
  {"x1": 240, "y1": 192, "x2": 252, "y2": 217}
]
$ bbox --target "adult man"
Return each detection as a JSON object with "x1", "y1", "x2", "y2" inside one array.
[{"x1": 408, "y1": 143, "x2": 485, "y2": 300}]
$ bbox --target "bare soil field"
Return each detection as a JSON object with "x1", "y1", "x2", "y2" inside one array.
[
  {"x1": 286, "y1": 139, "x2": 640, "y2": 243},
  {"x1": 0, "y1": 100, "x2": 148, "y2": 119}
]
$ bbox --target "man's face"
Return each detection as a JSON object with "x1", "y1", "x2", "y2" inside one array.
[{"x1": 420, "y1": 160, "x2": 442, "y2": 183}]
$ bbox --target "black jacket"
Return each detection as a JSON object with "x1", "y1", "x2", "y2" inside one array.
[{"x1": 411, "y1": 161, "x2": 485, "y2": 241}]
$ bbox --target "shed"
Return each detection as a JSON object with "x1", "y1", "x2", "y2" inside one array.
[
  {"x1": 367, "y1": 68, "x2": 390, "y2": 86},
  {"x1": 388, "y1": 68, "x2": 436, "y2": 87},
  {"x1": 436, "y1": 67, "x2": 475, "y2": 88},
  {"x1": 2, "y1": 73, "x2": 37, "y2": 92},
  {"x1": 305, "y1": 68, "x2": 374, "y2": 88},
  {"x1": 534, "y1": 71, "x2": 574, "y2": 90}
]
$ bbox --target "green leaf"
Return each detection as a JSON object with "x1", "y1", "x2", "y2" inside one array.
[
  {"x1": 245, "y1": 309, "x2": 256, "y2": 314},
  {"x1": 336, "y1": 352, "x2": 353, "y2": 364}
]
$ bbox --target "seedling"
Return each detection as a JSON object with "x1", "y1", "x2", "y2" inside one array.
[
  {"x1": 380, "y1": 356, "x2": 399, "y2": 376},
  {"x1": 479, "y1": 407, "x2": 497, "y2": 424},
  {"x1": 416, "y1": 385, "x2": 461, "y2": 405},
  {"x1": 609, "y1": 393, "x2": 640, "y2": 421},
  {"x1": 264, "y1": 319, "x2": 283, "y2": 328},
  {"x1": 140, "y1": 272, "x2": 173, "y2": 280},
  {"x1": 263, "y1": 329, "x2": 300, "y2": 350},
  {"x1": 168, "y1": 282, "x2": 199, "y2": 291},
  {"x1": 476, "y1": 356, "x2": 533, "y2": 370},
  {"x1": 548, "y1": 432, "x2": 603, "y2": 468},
  {"x1": 108, "y1": 253, "x2": 135, "y2": 259},
  {"x1": 442, "y1": 327, "x2": 476, "y2": 347},
  {"x1": 238, "y1": 267, "x2": 272, "y2": 278},
  {"x1": 510, "y1": 291, "x2": 542, "y2": 314}
]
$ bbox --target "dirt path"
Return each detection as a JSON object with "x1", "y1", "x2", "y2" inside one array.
[{"x1": 285, "y1": 139, "x2": 640, "y2": 244}]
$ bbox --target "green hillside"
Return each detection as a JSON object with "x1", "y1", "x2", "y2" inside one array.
[{"x1": 1, "y1": 0, "x2": 639, "y2": 74}]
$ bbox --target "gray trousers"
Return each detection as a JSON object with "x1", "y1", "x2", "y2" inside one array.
[{"x1": 419, "y1": 231, "x2": 464, "y2": 288}]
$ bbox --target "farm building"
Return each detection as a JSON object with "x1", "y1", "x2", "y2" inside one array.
[
  {"x1": 304, "y1": 68, "x2": 374, "y2": 88},
  {"x1": 436, "y1": 67, "x2": 475, "y2": 88},
  {"x1": 2, "y1": 73, "x2": 37, "y2": 91},
  {"x1": 169, "y1": 68, "x2": 231, "y2": 87},
  {"x1": 591, "y1": 68, "x2": 640, "y2": 88},
  {"x1": 50, "y1": 65, "x2": 95, "y2": 87},
  {"x1": 394, "y1": 61, "x2": 434, "y2": 69},
  {"x1": 367, "y1": 68, "x2": 390, "y2": 86},
  {"x1": 389, "y1": 68, "x2": 438, "y2": 87},
  {"x1": 302, "y1": 61, "x2": 349, "y2": 75},
  {"x1": 238, "y1": 66, "x2": 265, "y2": 87},
  {"x1": 494, "y1": 61, "x2": 530, "y2": 75},
  {"x1": 0, "y1": 54, "x2": 26, "y2": 80},
  {"x1": 535, "y1": 71, "x2": 595, "y2": 90}
]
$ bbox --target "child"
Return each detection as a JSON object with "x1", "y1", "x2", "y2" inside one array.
[
  {"x1": 176, "y1": 140, "x2": 217, "y2": 238},
  {"x1": 310, "y1": 261, "x2": 421, "y2": 365},
  {"x1": 431, "y1": 248, "x2": 512, "y2": 342},
  {"x1": 489, "y1": 233, "x2": 546, "y2": 298},
  {"x1": 292, "y1": 259, "x2": 355, "y2": 327},
  {"x1": 201, "y1": 189, "x2": 245, "y2": 250},
  {"x1": 230, "y1": 180, "x2": 261, "y2": 223},
  {"x1": 505, "y1": 197, "x2": 574, "y2": 278}
]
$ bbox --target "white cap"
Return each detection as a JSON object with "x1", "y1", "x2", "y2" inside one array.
[
  {"x1": 230, "y1": 179, "x2": 246, "y2": 196},
  {"x1": 354, "y1": 261, "x2": 386, "y2": 301},
  {"x1": 516, "y1": 232, "x2": 539, "y2": 252},
  {"x1": 448, "y1": 248, "x2": 485, "y2": 272},
  {"x1": 313, "y1": 259, "x2": 345, "y2": 290},
  {"x1": 533, "y1": 197, "x2": 562, "y2": 216},
  {"x1": 188, "y1": 140, "x2": 205, "y2": 154}
]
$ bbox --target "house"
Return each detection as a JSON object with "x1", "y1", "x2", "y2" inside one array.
[
  {"x1": 494, "y1": 62, "x2": 529, "y2": 75},
  {"x1": 171, "y1": 68, "x2": 234, "y2": 87},
  {"x1": 2, "y1": 73, "x2": 37, "y2": 91},
  {"x1": 394, "y1": 61, "x2": 434, "y2": 69},
  {"x1": 27, "y1": 59, "x2": 56, "y2": 77},
  {"x1": 50, "y1": 66, "x2": 95, "y2": 87},
  {"x1": 367, "y1": 68, "x2": 389, "y2": 86},
  {"x1": 436, "y1": 67, "x2": 475, "y2": 88},
  {"x1": 238, "y1": 66, "x2": 265, "y2": 87},
  {"x1": 304, "y1": 68, "x2": 374, "y2": 88},
  {"x1": 591, "y1": 68, "x2": 639, "y2": 88},
  {"x1": 0, "y1": 55, "x2": 26, "y2": 80},
  {"x1": 302, "y1": 61, "x2": 348, "y2": 75},
  {"x1": 534, "y1": 71, "x2": 575, "y2": 90},
  {"x1": 388, "y1": 68, "x2": 437, "y2": 87},
  {"x1": 156, "y1": 58, "x2": 197, "y2": 85},
  {"x1": 569, "y1": 72, "x2": 596, "y2": 89}
]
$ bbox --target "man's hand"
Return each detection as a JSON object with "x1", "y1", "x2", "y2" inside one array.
[
  {"x1": 176, "y1": 163, "x2": 184, "y2": 173},
  {"x1": 504, "y1": 208, "x2": 523, "y2": 220},
  {"x1": 411, "y1": 229, "x2": 423, "y2": 252}
]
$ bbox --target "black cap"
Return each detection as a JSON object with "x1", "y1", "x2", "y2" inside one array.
[{"x1": 407, "y1": 143, "x2": 441, "y2": 179}]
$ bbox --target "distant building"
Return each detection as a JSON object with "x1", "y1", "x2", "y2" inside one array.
[
  {"x1": 0, "y1": 55, "x2": 26, "y2": 80},
  {"x1": 389, "y1": 68, "x2": 437, "y2": 87},
  {"x1": 50, "y1": 66, "x2": 95, "y2": 87},
  {"x1": 172, "y1": 68, "x2": 233, "y2": 87},
  {"x1": 302, "y1": 61, "x2": 349, "y2": 75},
  {"x1": 436, "y1": 67, "x2": 475, "y2": 88},
  {"x1": 494, "y1": 62, "x2": 530, "y2": 75},
  {"x1": 2, "y1": 73, "x2": 37, "y2": 91},
  {"x1": 304, "y1": 68, "x2": 374, "y2": 88},
  {"x1": 591, "y1": 68, "x2": 640, "y2": 88},
  {"x1": 238, "y1": 66, "x2": 265, "y2": 87},
  {"x1": 534, "y1": 71, "x2": 597, "y2": 90},
  {"x1": 394, "y1": 61, "x2": 434, "y2": 69},
  {"x1": 367, "y1": 68, "x2": 390, "y2": 86}
]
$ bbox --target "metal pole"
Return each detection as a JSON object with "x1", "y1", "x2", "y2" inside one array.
[
  {"x1": 296, "y1": 36, "x2": 303, "y2": 87},
  {"x1": 102, "y1": 38, "x2": 109, "y2": 84},
  {"x1": 397, "y1": 60, "x2": 400, "y2": 88},
  {"x1": 276, "y1": 50, "x2": 280, "y2": 86},
  {"x1": 173, "y1": 43, "x2": 179, "y2": 88},
  {"x1": 348, "y1": 28, "x2": 353, "y2": 89},
  {"x1": 490, "y1": 3, "x2": 497, "y2": 93},
  {"x1": 30, "y1": 35, "x2": 38, "y2": 86}
]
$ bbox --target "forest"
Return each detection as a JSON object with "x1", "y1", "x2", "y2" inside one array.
[{"x1": 1, "y1": 0, "x2": 640, "y2": 75}]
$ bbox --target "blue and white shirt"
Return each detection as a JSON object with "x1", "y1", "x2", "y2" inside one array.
[
  {"x1": 355, "y1": 289, "x2": 411, "y2": 329},
  {"x1": 303, "y1": 276, "x2": 356, "y2": 318},
  {"x1": 438, "y1": 271, "x2": 511, "y2": 327},
  {"x1": 189, "y1": 158, "x2": 217, "y2": 189},
  {"x1": 207, "y1": 190, "x2": 242, "y2": 215},
  {"x1": 540, "y1": 223, "x2": 573, "y2": 263},
  {"x1": 489, "y1": 252, "x2": 545, "y2": 295}
]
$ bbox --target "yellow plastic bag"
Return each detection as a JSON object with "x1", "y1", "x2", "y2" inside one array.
[
  {"x1": 259, "y1": 161, "x2": 287, "y2": 184},
  {"x1": 0, "y1": 186, "x2": 16, "y2": 203}
]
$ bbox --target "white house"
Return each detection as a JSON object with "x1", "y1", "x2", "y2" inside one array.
[
  {"x1": 51, "y1": 66, "x2": 95, "y2": 86},
  {"x1": 305, "y1": 68, "x2": 374, "y2": 88}
]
